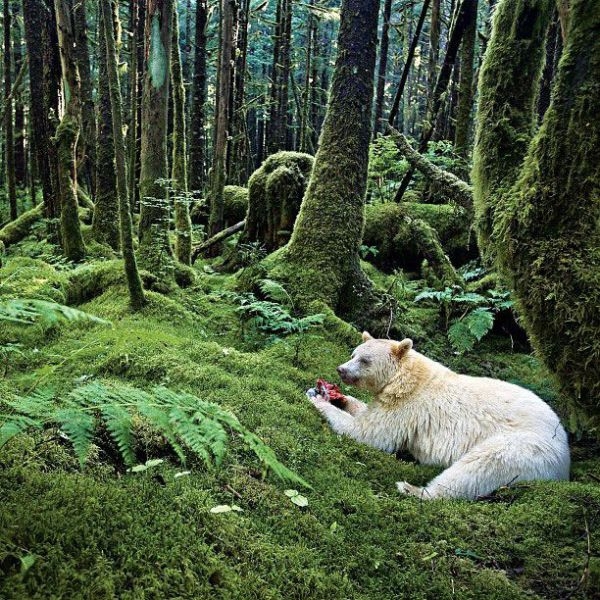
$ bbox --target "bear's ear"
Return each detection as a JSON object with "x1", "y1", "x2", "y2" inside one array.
[
  {"x1": 391, "y1": 338, "x2": 413, "y2": 360},
  {"x1": 362, "y1": 331, "x2": 373, "y2": 342}
]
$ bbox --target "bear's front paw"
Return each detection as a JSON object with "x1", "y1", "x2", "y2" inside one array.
[
  {"x1": 396, "y1": 481, "x2": 427, "y2": 499},
  {"x1": 306, "y1": 389, "x2": 329, "y2": 411}
]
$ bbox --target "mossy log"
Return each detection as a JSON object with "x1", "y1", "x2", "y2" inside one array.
[
  {"x1": 473, "y1": 0, "x2": 600, "y2": 420},
  {"x1": 190, "y1": 185, "x2": 249, "y2": 226},
  {"x1": 387, "y1": 127, "x2": 474, "y2": 210},
  {"x1": 191, "y1": 220, "x2": 245, "y2": 263},
  {"x1": 244, "y1": 151, "x2": 314, "y2": 251},
  {"x1": 0, "y1": 204, "x2": 44, "y2": 248},
  {"x1": 363, "y1": 203, "x2": 463, "y2": 286}
]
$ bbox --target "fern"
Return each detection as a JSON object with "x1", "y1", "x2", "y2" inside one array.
[
  {"x1": 0, "y1": 298, "x2": 110, "y2": 326},
  {"x1": 0, "y1": 382, "x2": 310, "y2": 487},
  {"x1": 258, "y1": 279, "x2": 292, "y2": 307}
]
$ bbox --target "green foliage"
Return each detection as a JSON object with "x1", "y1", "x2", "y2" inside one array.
[
  {"x1": 0, "y1": 298, "x2": 111, "y2": 327},
  {"x1": 415, "y1": 284, "x2": 514, "y2": 353},
  {"x1": 0, "y1": 381, "x2": 308, "y2": 487},
  {"x1": 367, "y1": 136, "x2": 409, "y2": 202}
]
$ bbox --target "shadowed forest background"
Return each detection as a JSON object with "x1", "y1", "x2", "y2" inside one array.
[{"x1": 1, "y1": 0, "x2": 599, "y2": 598}]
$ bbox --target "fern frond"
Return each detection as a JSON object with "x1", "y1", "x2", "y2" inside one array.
[
  {"x1": 54, "y1": 407, "x2": 96, "y2": 467},
  {"x1": 0, "y1": 415, "x2": 42, "y2": 448},
  {"x1": 101, "y1": 404, "x2": 136, "y2": 466},
  {"x1": 258, "y1": 279, "x2": 292, "y2": 307},
  {"x1": 136, "y1": 402, "x2": 188, "y2": 465},
  {"x1": 0, "y1": 299, "x2": 111, "y2": 327}
]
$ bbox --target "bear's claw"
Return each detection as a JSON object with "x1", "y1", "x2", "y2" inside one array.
[
  {"x1": 396, "y1": 481, "x2": 426, "y2": 498},
  {"x1": 306, "y1": 388, "x2": 318, "y2": 399}
]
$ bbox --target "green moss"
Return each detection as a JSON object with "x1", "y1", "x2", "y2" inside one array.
[{"x1": 222, "y1": 185, "x2": 249, "y2": 226}]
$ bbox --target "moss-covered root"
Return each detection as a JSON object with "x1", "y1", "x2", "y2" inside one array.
[
  {"x1": 493, "y1": 0, "x2": 600, "y2": 419},
  {"x1": 0, "y1": 204, "x2": 44, "y2": 248},
  {"x1": 471, "y1": 0, "x2": 553, "y2": 259}
]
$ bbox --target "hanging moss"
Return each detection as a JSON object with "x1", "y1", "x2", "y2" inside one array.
[
  {"x1": 244, "y1": 151, "x2": 314, "y2": 251},
  {"x1": 473, "y1": 0, "x2": 600, "y2": 420}
]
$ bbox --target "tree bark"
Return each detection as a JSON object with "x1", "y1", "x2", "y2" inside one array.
[
  {"x1": 138, "y1": 0, "x2": 174, "y2": 276},
  {"x1": 92, "y1": 0, "x2": 120, "y2": 250},
  {"x1": 12, "y1": 0, "x2": 26, "y2": 187},
  {"x1": 373, "y1": 0, "x2": 392, "y2": 136},
  {"x1": 4, "y1": 0, "x2": 17, "y2": 220},
  {"x1": 171, "y1": 7, "x2": 193, "y2": 265},
  {"x1": 53, "y1": 0, "x2": 86, "y2": 261},
  {"x1": 191, "y1": 219, "x2": 245, "y2": 262},
  {"x1": 100, "y1": 0, "x2": 146, "y2": 309},
  {"x1": 189, "y1": 0, "x2": 207, "y2": 193},
  {"x1": 207, "y1": 0, "x2": 234, "y2": 250}
]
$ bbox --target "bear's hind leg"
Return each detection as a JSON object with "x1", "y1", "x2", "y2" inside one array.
[{"x1": 398, "y1": 433, "x2": 568, "y2": 500}]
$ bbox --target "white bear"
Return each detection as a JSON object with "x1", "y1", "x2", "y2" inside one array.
[{"x1": 308, "y1": 332, "x2": 570, "y2": 499}]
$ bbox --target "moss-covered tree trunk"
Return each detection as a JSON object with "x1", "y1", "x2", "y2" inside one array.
[
  {"x1": 73, "y1": 0, "x2": 96, "y2": 196},
  {"x1": 454, "y1": 0, "x2": 478, "y2": 161},
  {"x1": 269, "y1": 0, "x2": 381, "y2": 315},
  {"x1": 4, "y1": 0, "x2": 17, "y2": 221},
  {"x1": 373, "y1": 0, "x2": 392, "y2": 136},
  {"x1": 100, "y1": 0, "x2": 146, "y2": 310},
  {"x1": 171, "y1": 8, "x2": 192, "y2": 265},
  {"x1": 138, "y1": 0, "x2": 174, "y2": 277},
  {"x1": 12, "y1": 1, "x2": 26, "y2": 189},
  {"x1": 473, "y1": 0, "x2": 600, "y2": 419},
  {"x1": 92, "y1": 0, "x2": 120, "y2": 250},
  {"x1": 189, "y1": 0, "x2": 207, "y2": 193},
  {"x1": 53, "y1": 0, "x2": 86, "y2": 262}
]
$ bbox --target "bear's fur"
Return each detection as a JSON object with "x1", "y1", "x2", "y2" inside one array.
[{"x1": 308, "y1": 332, "x2": 570, "y2": 499}]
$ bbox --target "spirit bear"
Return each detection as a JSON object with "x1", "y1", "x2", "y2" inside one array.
[{"x1": 308, "y1": 332, "x2": 570, "y2": 499}]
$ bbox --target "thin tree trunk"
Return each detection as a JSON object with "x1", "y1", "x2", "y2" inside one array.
[
  {"x1": 394, "y1": 0, "x2": 473, "y2": 202},
  {"x1": 299, "y1": 0, "x2": 315, "y2": 153},
  {"x1": 128, "y1": 0, "x2": 140, "y2": 215},
  {"x1": 207, "y1": 0, "x2": 234, "y2": 250},
  {"x1": 12, "y1": 0, "x2": 26, "y2": 187},
  {"x1": 138, "y1": 0, "x2": 174, "y2": 276},
  {"x1": 454, "y1": 0, "x2": 478, "y2": 160},
  {"x1": 189, "y1": 0, "x2": 207, "y2": 193},
  {"x1": 171, "y1": 8, "x2": 192, "y2": 264},
  {"x1": 4, "y1": 0, "x2": 17, "y2": 220},
  {"x1": 373, "y1": 0, "x2": 392, "y2": 135},
  {"x1": 53, "y1": 0, "x2": 86, "y2": 261},
  {"x1": 92, "y1": 0, "x2": 120, "y2": 249},
  {"x1": 100, "y1": 0, "x2": 146, "y2": 309},
  {"x1": 428, "y1": 0, "x2": 441, "y2": 102},
  {"x1": 388, "y1": 0, "x2": 431, "y2": 128}
]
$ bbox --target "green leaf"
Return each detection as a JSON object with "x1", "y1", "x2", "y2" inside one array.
[
  {"x1": 465, "y1": 308, "x2": 495, "y2": 341},
  {"x1": 447, "y1": 321, "x2": 476, "y2": 353},
  {"x1": 210, "y1": 504, "x2": 243, "y2": 514}
]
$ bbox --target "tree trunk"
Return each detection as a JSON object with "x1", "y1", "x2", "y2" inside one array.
[
  {"x1": 394, "y1": 0, "x2": 473, "y2": 202},
  {"x1": 474, "y1": 0, "x2": 600, "y2": 420},
  {"x1": 4, "y1": 0, "x2": 17, "y2": 220},
  {"x1": 269, "y1": 0, "x2": 381, "y2": 316},
  {"x1": 73, "y1": 0, "x2": 96, "y2": 196},
  {"x1": 207, "y1": 0, "x2": 234, "y2": 250},
  {"x1": 100, "y1": 0, "x2": 146, "y2": 310},
  {"x1": 454, "y1": 0, "x2": 479, "y2": 162},
  {"x1": 189, "y1": 0, "x2": 207, "y2": 193},
  {"x1": 373, "y1": 0, "x2": 392, "y2": 136},
  {"x1": 12, "y1": 0, "x2": 26, "y2": 187},
  {"x1": 128, "y1": 0, "x2": 140, "y2": 215},
  {"x1": 171, "y1": 7, "x2": 192, "y2": 265},
  {"x1": 428, "y1": 0, "x2": 441, "y2": 102},
  {"x1": 92, "y1": 0, "x2": 120, "y2": 250},
  {"x1": 53, "y1": 0, "x2": 86, "y2": 261},
  {"x1": 138, "y1": 0, "x2": 174, "y2": 277},
  {"x1": 388, "y1": 0, "x2": 431, "y2": 129}
]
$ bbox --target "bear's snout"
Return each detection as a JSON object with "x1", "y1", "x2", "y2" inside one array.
[{"x1": 337, "y1": 364, "x2": 357, "y2": 385}]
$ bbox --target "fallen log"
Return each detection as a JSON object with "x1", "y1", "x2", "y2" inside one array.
[
  {"x1": 191, "y1": 219, "x2": 246, "y2": 263},
  {"x1": 0, "y1": 204, "x2": 44, "y2": 248}
]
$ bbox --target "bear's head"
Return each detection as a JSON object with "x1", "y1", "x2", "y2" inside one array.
[{"x1": 337, "y1": 332, "x2": 413, "y2": 393}]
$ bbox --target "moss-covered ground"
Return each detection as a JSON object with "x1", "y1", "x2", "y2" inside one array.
[{"x1": 1, "y1": 236, "x2": 599, "y2": 599}]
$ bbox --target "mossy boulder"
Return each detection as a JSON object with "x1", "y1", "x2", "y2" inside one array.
[
  {"x1": 244, "y1": 151, "x2": 314, "y2": 251},
  {"x1": 363, "y1": 202, "x2": 469, "y2": 284}
]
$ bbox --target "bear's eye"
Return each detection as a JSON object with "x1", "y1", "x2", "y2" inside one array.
[{"x1": 359, "y1": 357, "x2": 371, "y2": 366}]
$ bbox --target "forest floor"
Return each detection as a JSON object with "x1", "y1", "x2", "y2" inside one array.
[{"x1": 1, "y1": 199, "x2": 600, "y2": 599}]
